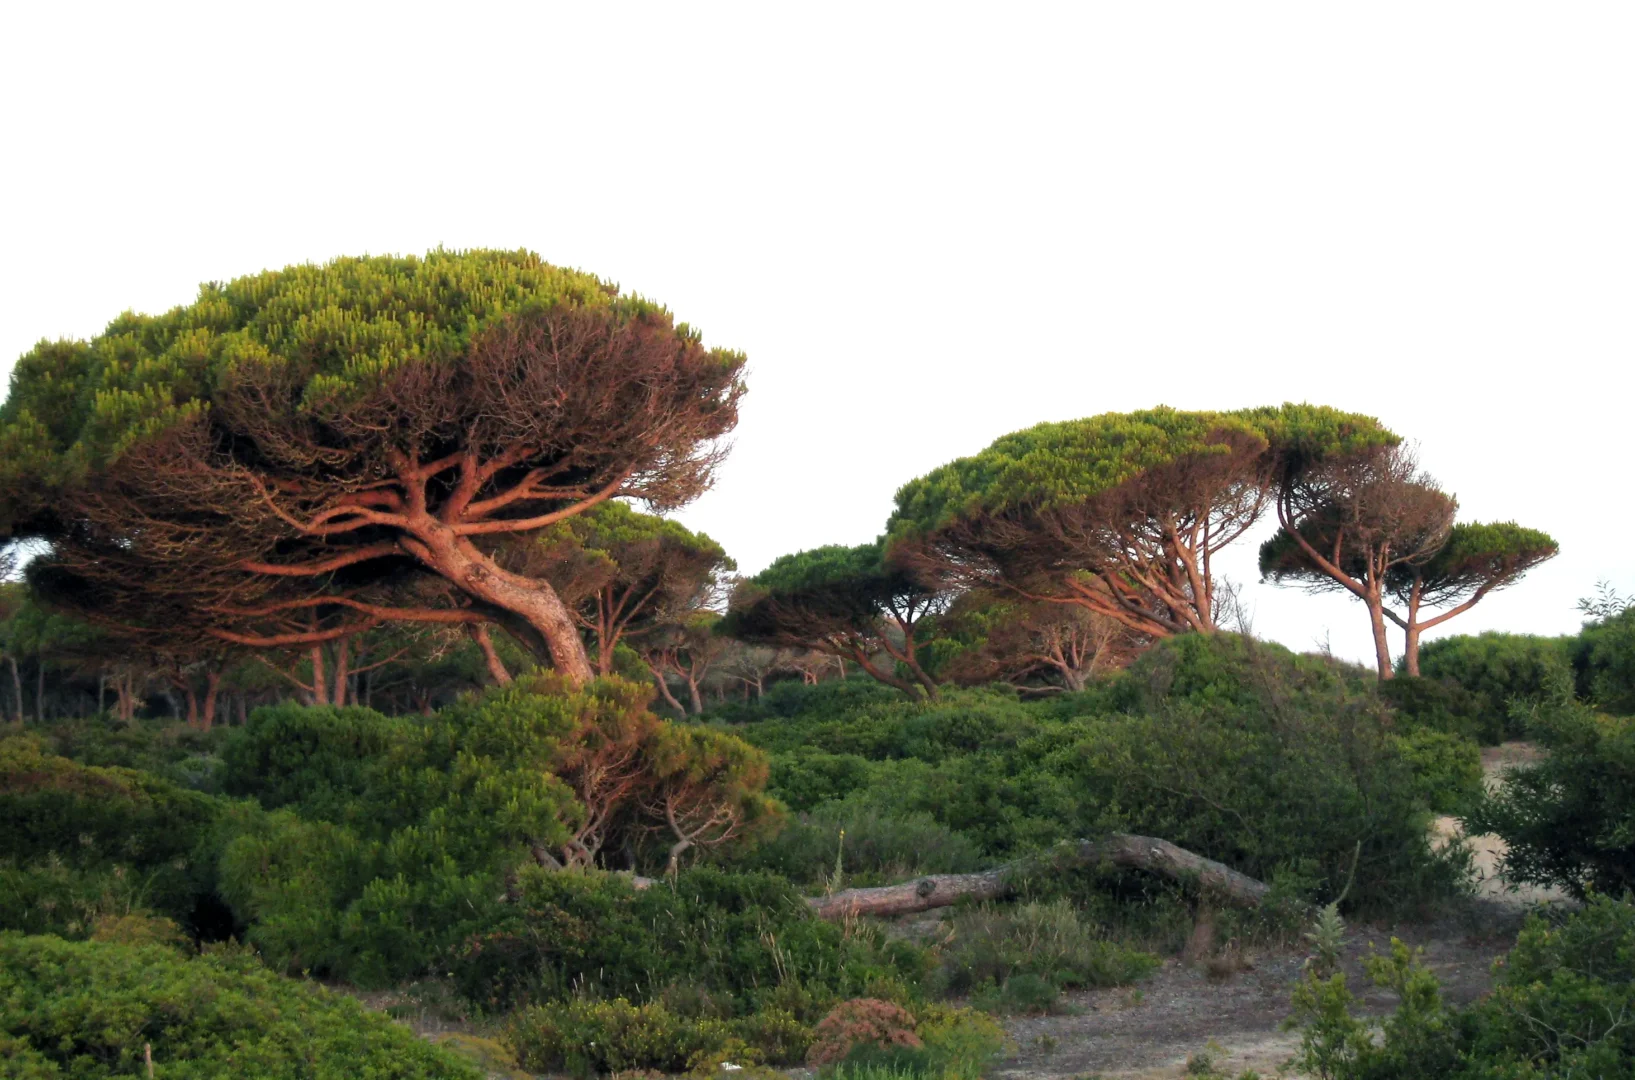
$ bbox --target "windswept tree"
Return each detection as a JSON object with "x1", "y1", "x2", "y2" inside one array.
[
  {"x1": 721, "y1": 541, "x2": 946, "y2": 698},
  {"x1": 1261, "y1": 445, "x2": 1456, "y2": 678},
  {"x1": 642, "y1": 610, "x2": 733, "y2": 716},
  {"x1": 0, "y1": 251, "x2": 745, "y2": 686},
  {"x1": 1387, "y1": 522, "x2": 1558, "y2": 675},
  {"x1": 888, "y1": 405, "x2": 1395, "y2": 640},
  {"x1": 521, "y1": 501, "x2": 734, "y2": 676}
]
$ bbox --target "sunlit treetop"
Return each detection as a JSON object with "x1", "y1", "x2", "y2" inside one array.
[
  {"x1": 0, "y1": 249, "x2": 695, "y2": 487},
  {"x1": 885, "y1": 404, "x2": 1395, "y2": 542}
]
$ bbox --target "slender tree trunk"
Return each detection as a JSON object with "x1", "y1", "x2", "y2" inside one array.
[
  {"x1": 201, "y1": 671, "x2": 221, "y2": 731},
  {"x1": 685, "y1": 672, "x2": 703, "y2": 715},
  {"x1": 237, "y1": 693, "x2": 249, "y2": 726},
  {"x1": 1367, "y1": 595, "x2": 1394, "y2": 680},
  {"x1": 651, "y1": 669, "x2": 687, "y2": 718},
  {"x1": 331, "y1": 638, "x2": 350, "y2": 707},
  {"x1": 36, "y1": 662, "x2": 46, "y2": 723},
  {"x1": 309, "y1": 645, "x2": 329, "y2": 706},
  {"x1": 10, "y1": 657, "x2": 24, "y2": 725},
  {"x1": 183, "y1": 683, "x2": 199, "y2": 728},
  {"x1": 469, "y1": 624, "x2": 513, "y2": 685},
  {"x1": 1401, "y1": 581, "x2": 1424, "y2": 677}
]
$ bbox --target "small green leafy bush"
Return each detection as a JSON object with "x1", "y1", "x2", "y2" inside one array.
[
  {"x1": 1291, "y1": 895, "x2": 1635, "y2": 1078},
  {"x1": 504, "y1": 996, "x2": 807, "y2": 1074},
  {"x1": 1464, "y1": 696, "x2": 1635, "y2": 897},
  {"x1": 1391, "y1": 729, "x2": 1483, "y2": 814},
  {"x1": 0, "y1": 932, "x2": 482, "y2": 1079},
  {"x1": 737, "y1": 802, "x2": 984, "y2": 886}
]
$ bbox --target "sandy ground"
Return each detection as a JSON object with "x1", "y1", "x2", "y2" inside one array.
[{"x1": 990, "y1": 741, "x2": 1573, "y2": 1079}]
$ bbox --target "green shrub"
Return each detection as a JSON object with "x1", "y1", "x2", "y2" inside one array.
[
  {"x1": 1464, "y1": 696, "x2": 1635, "y2": 897},
  {"x1": 935, "y1": 900, "x2": 1157, "y2": 1003},
  {"x1": 37, "y1": 714, "x2": 227, "y2": 781},
  {"x1": 1292, "y1": 895, "x2": 1635, "y2": 1078},
  {"x1": 221, "y1": 702, "x2": 412, "y2": 820},
  {"x1": 1376, "y1": 676, "x2": 1494, "y2": 744},
  {"x1": 504, "y1": 996, "x2": 805, "y2": 1074},
  {"x1": 1391, "y1": 729, "x2": 1483, "y2": 814},
  {"x1": 0, "y1": 859, "x2": 166, "y2": 939},
  {"x1": 0, "y1": 932, "x2": 482, "y2": 1079},
  {"x1": 450, "y1": 866, "x2": 927, "y2": 1014},
  {"x1": 737, "y1": 635, "x2": 1467, "y2": 913},
  {"x1": 0, "y1": 736, "x2": 224, "y2": 931},
  {"x1": 1571, "y1": 607, "x2": 1635, "y2": 715},
  {"x1": 1416, "y1": 631, "x2": 1573, "y2": 736}
]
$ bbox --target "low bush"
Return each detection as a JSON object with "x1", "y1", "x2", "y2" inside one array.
[
  {"x1": 505, "y1": 996, "x2": 808, "y2": 1074},
  {"x1": 1292, "y1": 894, "x2": 1635, "y2": 1078},
  {"x1": 1464, "y1": 696, "x2": 1635, "y2": 897},
  {"x1": 1376, "y1": 676, "x2": 1493, "y2": 744},
  {"x1": 807, "y1": 998, "x2": 922, "y2": 1065},
  {"x1": 0, "y1": 932, "x2": 481, "y2": 1079},
  {"x1": 1415, "y1": 631, "x2": 1573, "y2": 737},
  {"x1": 1391, "y1": 729, "x2": 1483, "y2": 815},
  {"x1": 0, "y1": 736, "x2": 225, "y2": 933},
  {"x1": 450, "y1": 866, "x2": 928, "y2": 1014},
  {"x1": 1571, "y1": 606, "x2": 1635, "y2": 715},
  {"x1": 934, "y1": 900, "x2": 1158, "y2": 1007}
]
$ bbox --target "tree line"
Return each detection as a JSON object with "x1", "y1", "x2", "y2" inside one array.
[{"x1": 0, "y1": 250, "x2": 1556, "y2": 714}]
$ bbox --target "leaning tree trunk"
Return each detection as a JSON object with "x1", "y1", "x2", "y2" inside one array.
[
  {"x1": 1366, "y1": 595, "x2": 1395, "y2": 680},
  {"x1": 627, "y1": 833, "x2": 1274, "y2": 919},
  {"x1": 807, "y1": 834, "x2": 1272, "y2": 919}
]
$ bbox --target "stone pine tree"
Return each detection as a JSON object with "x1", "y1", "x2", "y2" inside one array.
[
  {"x1": 1261, "y1": 445, "x2": 1457, "y2": 679},
  {"x1": 0, "y1": 251, "x2": 745, "y2": 686},
  {"x1": 887, "y1": 404, "x2": 1396, "y2": 641},
  {"x1": 722, "y1": 540, "x2": 946, "y2": 698},
  {"x1": 1386, "y1": 522, "x2": 1558, "y2": 675}
]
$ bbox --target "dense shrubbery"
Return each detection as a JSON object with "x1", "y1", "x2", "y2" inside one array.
[
  {"x1": 1414, "y1": 631, "x2": 1572, "y2": 736},
  {"x1": 1294, "y1": 895, "x2": 1635, "y2": 1079},
  {"x1": 0, "y1": 736, "x2": 226, "y2": 937},
  {"x1": 722, "y1": 634, "x2": 1470, "y2": 912},
  {"x1": 0, "y1": 933, "x2": 481, "y2": 1079},
  {"x1": 1464, "y1": 695, "x2": 1635, "y2": 897},
  {"x1": 1571, "y1": 606, "x2": 1635, "y2": 715},
  {"x1": 451, "y1": 866, "x2": 926, "y2": 1014}
]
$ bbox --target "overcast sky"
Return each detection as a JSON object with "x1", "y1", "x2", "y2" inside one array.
[{"x1": 2, "y1": 3, "x2": 1629, "y2": 666}]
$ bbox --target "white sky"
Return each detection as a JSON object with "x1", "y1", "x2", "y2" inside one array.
[{"x1": 2, "y1": 3, "x2": 1630, "y2": 666}]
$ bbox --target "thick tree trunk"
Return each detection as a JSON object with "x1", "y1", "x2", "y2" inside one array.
[
  {"x1": 420, "y1": 531, "x2": 595, "y2": 686},
  {"x1": 1403, "y1": 625, "x2": 1422, "y2": 677},
  {"x1": 469, "y1": 624, "x2": 513, "y2": 685},
  {"x1": 805, "y1": 834, "x2": 1272, "y2": 920}
]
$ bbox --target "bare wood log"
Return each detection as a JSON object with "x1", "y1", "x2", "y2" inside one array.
[
  {"x1": 808, "y1": 834, "x2": 1270, "y2": 919},
  {"x1": 629, "y1": 833, "x2": 1272, "y2": 920}
]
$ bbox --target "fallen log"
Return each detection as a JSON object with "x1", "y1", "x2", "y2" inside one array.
[
  {"x1": 630, "y1": 833, "x2": 1272, "y2": 920},
  {"x1": 806, "y1": 833, "x2": 1271, "y2": 920}
]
